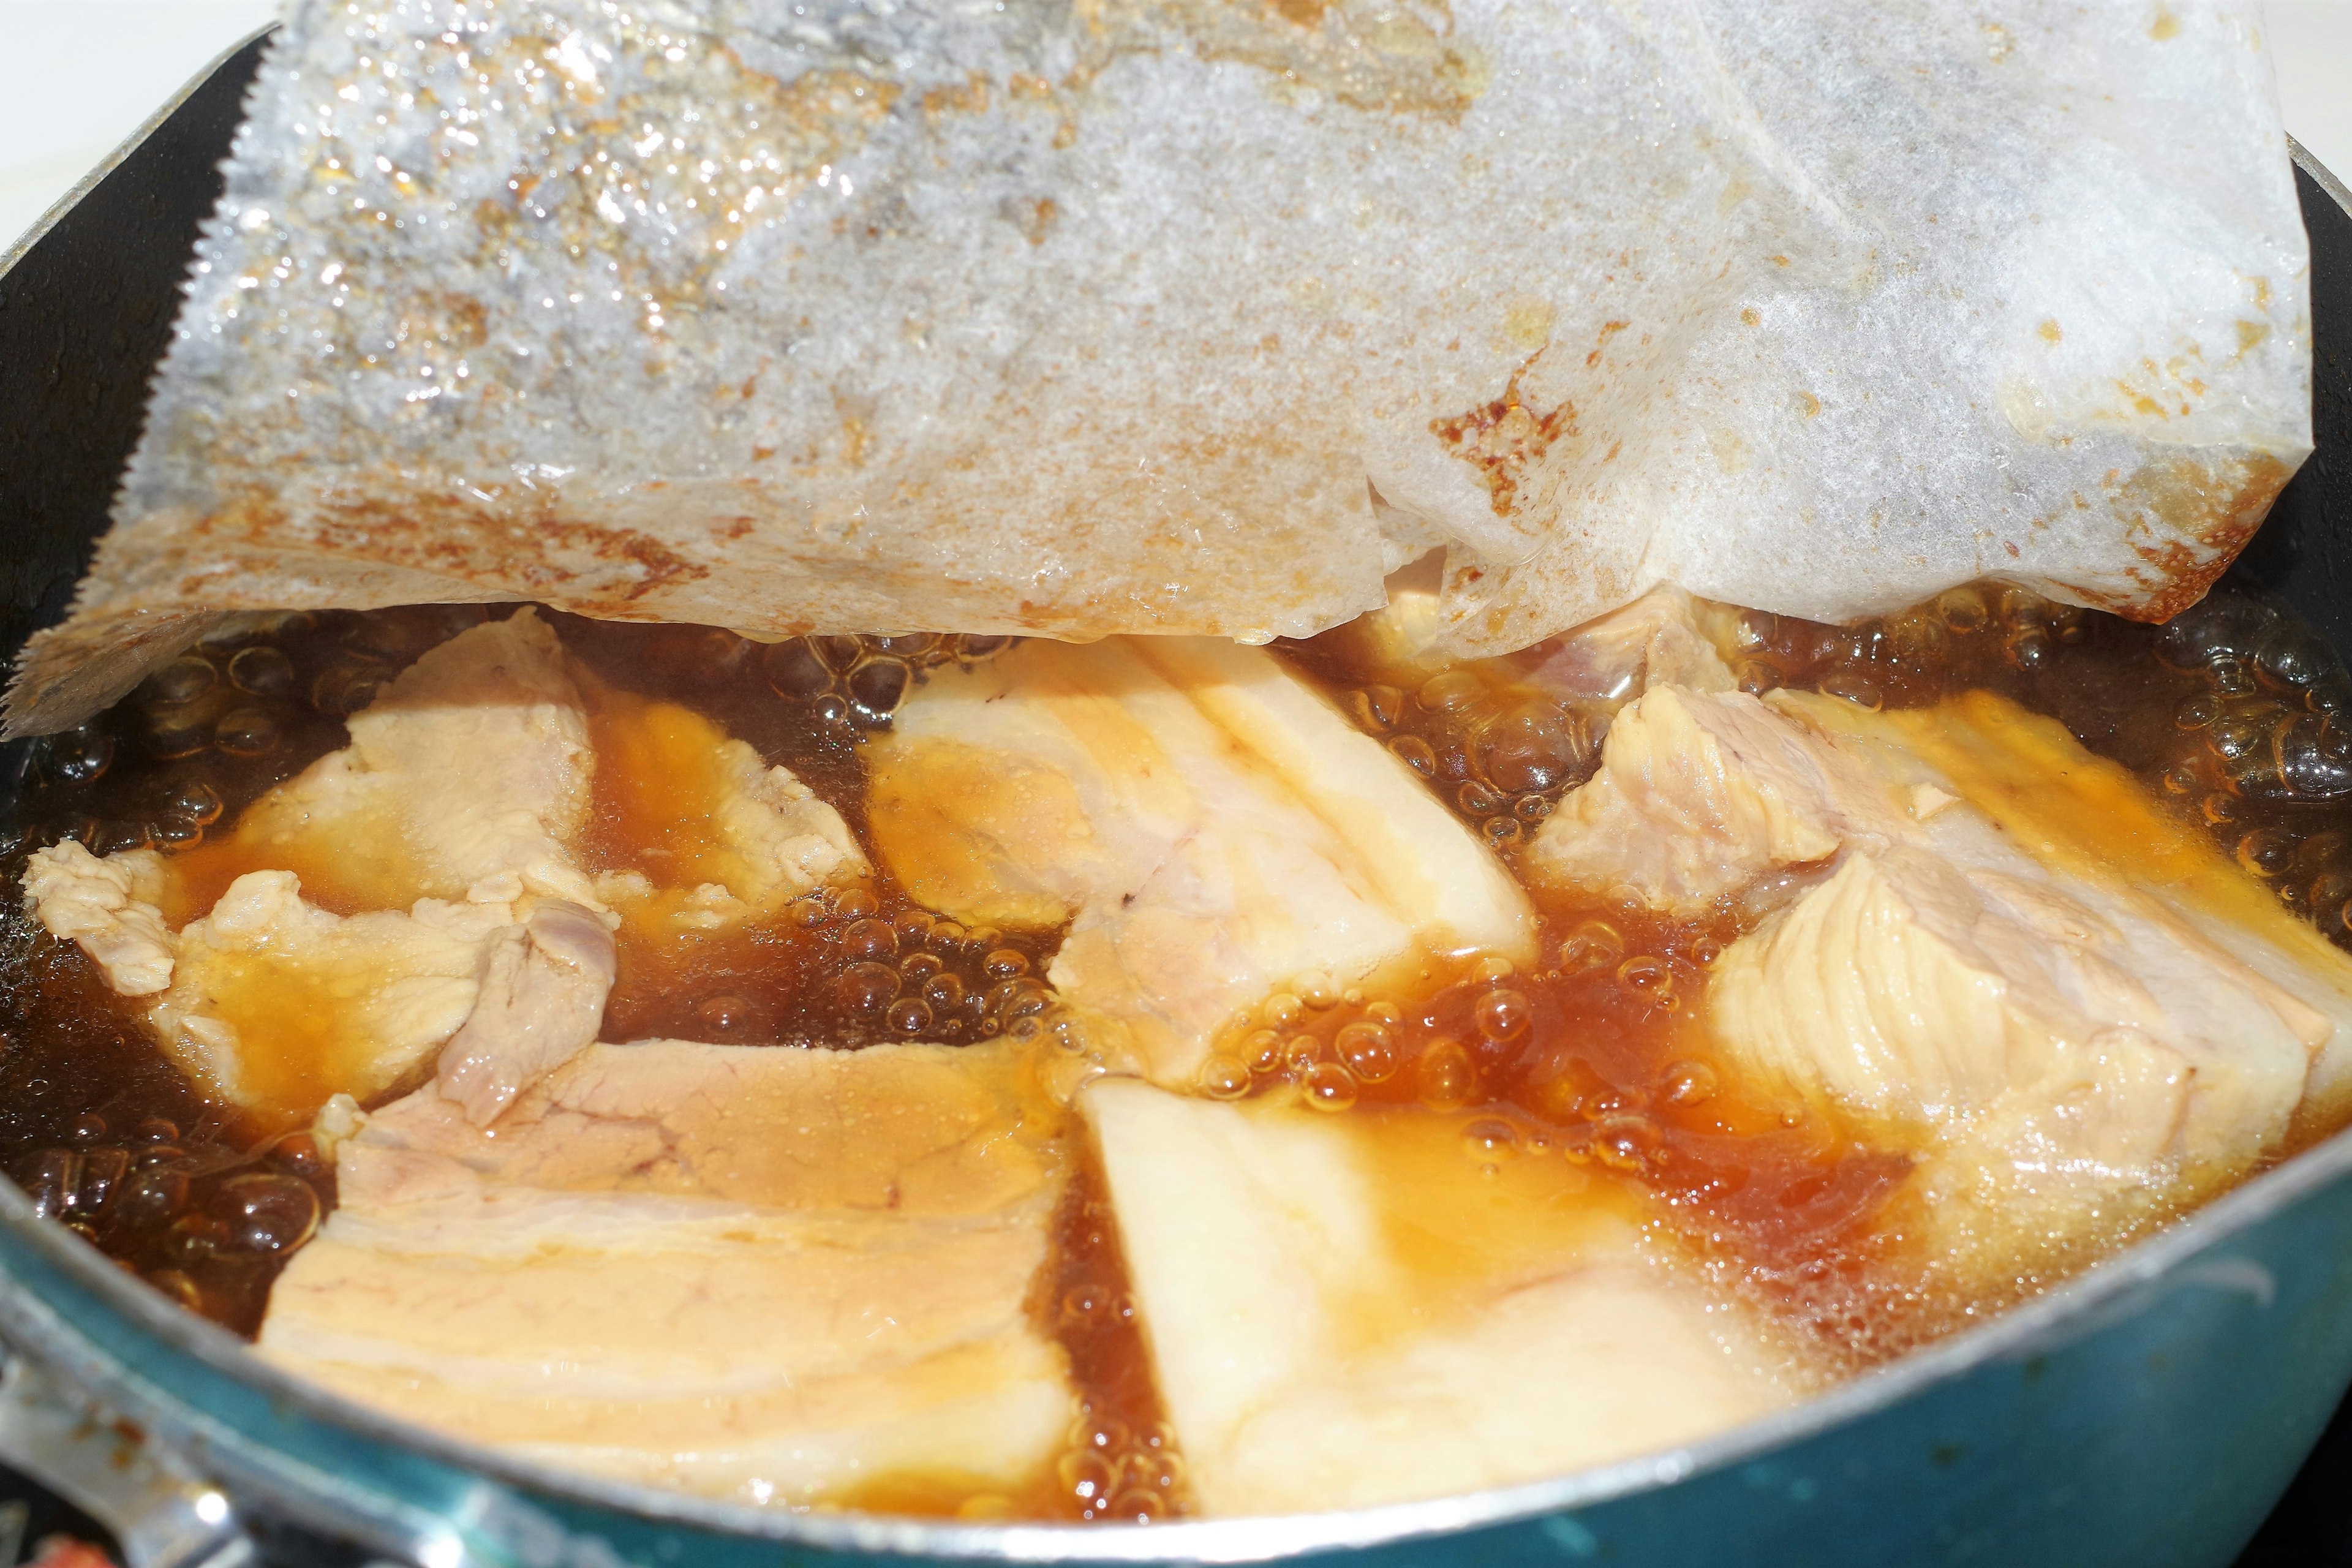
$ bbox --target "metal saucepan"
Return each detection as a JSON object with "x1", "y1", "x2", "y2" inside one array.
[{"x1": 2, "y1": 33, "x2": 2351, "y2": 1568}]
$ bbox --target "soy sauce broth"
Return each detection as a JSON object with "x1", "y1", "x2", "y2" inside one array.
[{"x1": 2, "y1": 581, "x2": 2348, "y2": 1509}]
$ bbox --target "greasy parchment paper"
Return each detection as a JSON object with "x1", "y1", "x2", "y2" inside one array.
[{"x1": 6, "y1": 0, "x2": 2312, "y2": 733}]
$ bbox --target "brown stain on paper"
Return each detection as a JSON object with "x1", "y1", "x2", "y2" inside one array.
[
  {"x1": 2059, "y1": 452, "x2": 2293, "y2": 622},
  {"x1": 1106, "y1": 0, "x2": 1488, "y2": 121},
  {"x1": 1431, "y1": 355, "x2": 1577, "y2": 518},
  {"x1": 206, "y1": 486, "x2": 714, "y2": 608}
]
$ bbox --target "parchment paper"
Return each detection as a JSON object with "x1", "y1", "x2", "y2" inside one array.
[{"x1": 6, "y1": 0, "x2": 2311, "y2": 732}]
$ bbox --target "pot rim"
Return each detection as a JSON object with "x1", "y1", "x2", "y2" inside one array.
[
  {"x1": 1, "y1": 43, "x2": 2348, "y2": 1559},
  {"x1": 0, "y1": 23, "x2": 275, "y2": 278}
]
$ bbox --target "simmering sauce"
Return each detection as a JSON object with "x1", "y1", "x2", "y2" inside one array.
[{"x1": 4, "y1": 582, "x2": 2350, "y2": 1509}]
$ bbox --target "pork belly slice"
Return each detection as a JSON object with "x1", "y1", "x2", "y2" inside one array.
[
  {"x1": 178, "y1": 608, "x2": 865, "y2": 927},
  {"x1": 1784, "y1": 690, "x2": 2352, "y2": 1118},
  {"x1": 1695, "y1": 690, "x2": 2352, "y2": 1276},
  {"x1": 1082, "y1": 1080, "x2": 1803, "y2": 1515},
  {"x1": 198, "y1": 609, "x2": 601, "y2": 911},
  {"x1": 584, "y1": 688, "x2": 870, "y2": 931},
  {"x1": 138, "y1": 871, "x2": 533, "y2": 1129},
  {"x1": 427, "y1": 899, "x2": 619, "y2": 1126},
  {"x1": 20, "y1": 607, "x2": 858, "y2": 1121},
  {"x1": 1710, "y1": 841, "x2": 2314, "y2": 1261},
  {"x1": 1522, "y1": 587, "x2": 1737, "y2": 710},
  {"x1": 21, "y1": 839, "x2": 617, "y2": 1131},
  {"x1": 867, "y1": 637, "x2": 1534, "y2": 1087},
  {"x1": 21, "y1": 613, "x2": 602, "y2": 1005},
  {"x1": 262, "y1": 1039, "x2": 1074, "y2": 1507},
  {"x1": 20, "y1": 842, "x2": 176, "y2": 995},
  {"x1": 1526, "y1": 684, "x2": 1908, "y2": 915}
]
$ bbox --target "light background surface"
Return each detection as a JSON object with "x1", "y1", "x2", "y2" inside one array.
[{"x1": 2, "y1": 2, "x2": 2348, "y2": 263}]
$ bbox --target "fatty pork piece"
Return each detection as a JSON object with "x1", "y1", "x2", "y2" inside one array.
[
  {"x1": 426, "y1": 899, "x2": 618, "y2": 1126},
  {"x1": 1732, "y1": 694, "x2": 2352, "y2": 1251},
  {"x1": 1084, "y1": 1080, "x2": 1805, "y2": 1514},
  {"x1": 146, "y1": 873, "x2": 549, "y2": 1126},
  {"x1": 584, "y1": 687, "x2": 871, "y2": 930},
  {"x1": 261, "y1": 1038, "x2": 1072, "y2": 1508},
  {"x1": 866, "y1": 637, "x2": 1536, "y2": 1087},
  {"x1": 1520, "y1": 586, "x2": 1738, "y2": 712},
  {"x1": 19, "y1": 841, "x2": 176, "y2": 997},
  {"x1": 172, "y1": 608, "x2": 865, "y2": 927},
  {"x1": 1539, "y1": 683, "x2": 2352, "y2": 1278},
  {"x1": 18, "y1": 610, "x2": 602, "y2": 998},
  {"x1": 15, "y1": 844, "x2": 607, "y2": 1129},
  {"x1": 1525, "y1": 684, "x2": 1906, "y2": 915},
  {"x1": 19, "y1": 613, "x2": 605, "y2": 1107},
  {"x1": 1784, "y1": 690, "x2": 2352, "y2": 1124},
  {"x1": 195, "y1": 608, "x2": 601, "y2": 910}
]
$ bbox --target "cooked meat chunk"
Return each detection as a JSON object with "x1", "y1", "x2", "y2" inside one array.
[
  {"x1": 209, "y1": 609, "x2": 599, "y2": 911},
  {"x1": 586, "y1": 690, "x2": 869, "y2": 930},
  {"x1": 162, "y1": 612, "x2": 863, "y2": 938},
  {"x1": 22, "y1": 609, "x2": 863, "y2": 1125},
  {"x1": 260, "y1": 1039, "x2": 1071, "y2": 1507},
  {"x1": 1212, "y1": 1267, "x2": 1785, "y2": 1509},
  {"x1": 348, "y1": 1035, "x2": 1052, "y2": 1212},
  {"x1": 1705, "y1": 690, "x2": 2352, "y2": 1275},
  {"x1": 1159, "y1": 637, "x2": 1537, "y2": 954},
  {"x1": 1525, "y1": 586, "x2": 1736, "y2": 709},
  {"x1": 23, "y1": 615, "x2": 631, "y2": 1126},
  {"x1": 431, "y1": 900, "x2": 616, "y2": 1126},
  {"x1": 868, "y1": 638, "x2": 1534, "y2": 1085},
  {"x1": 21, "y1": 842, "x2": 176, "y2": 995},
  {"x1": 26, "y1": 613, "x2": 601, "y2": 1011},
  {"x1": 1528, "y1": 685, "x2": 1902, "y2": 913},
  {"x1": 1785, "y1": 689, "x2": 2352, "y2": 1121},
  {"x1": 145, "y1": 872, "x2": 522, "y2": 1129},
  {"x1": 702, "y1": 741, "x2": 867, "y2": 907},
  {"x1": 1083, "y1": 1079, "x2": 1803, "y2": 1514},
  {"x1": 1712, "y1": 845, "x2": 2309, "y2": 1191},
  {"x1": 17, "y1": 620, "x2": 609, "y2": 1129}
]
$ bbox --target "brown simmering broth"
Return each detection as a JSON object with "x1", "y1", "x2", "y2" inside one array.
[{"x1": 4, "y1": 584, "x2": 2350, "y2": 1512}]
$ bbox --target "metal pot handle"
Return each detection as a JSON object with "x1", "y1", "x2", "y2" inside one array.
[{"x1": 0, "y1": 1354, "x2": 253, "y2": 1568}]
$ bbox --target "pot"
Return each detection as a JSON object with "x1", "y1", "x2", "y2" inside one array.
[{"x1": 3, "y1": 32, "x2": 2351, "y2": 1568}]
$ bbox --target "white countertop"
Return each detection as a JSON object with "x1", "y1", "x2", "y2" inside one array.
[
  {"x1": 2267, "y1": 0, "x2": 2352, "y2": 183},
  {"x1": 3, "y1": 2, "x2": 2348, "y2": 263}
]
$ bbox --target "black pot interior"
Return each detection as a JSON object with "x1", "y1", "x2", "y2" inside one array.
[{"x1": 2235, "y1": 160, "x2": 2352, "y2": 649}]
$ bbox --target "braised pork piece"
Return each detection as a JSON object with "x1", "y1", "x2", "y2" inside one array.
[{"x1": 8, "y1": 583, "x2": 2352, "y2": 1520}]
